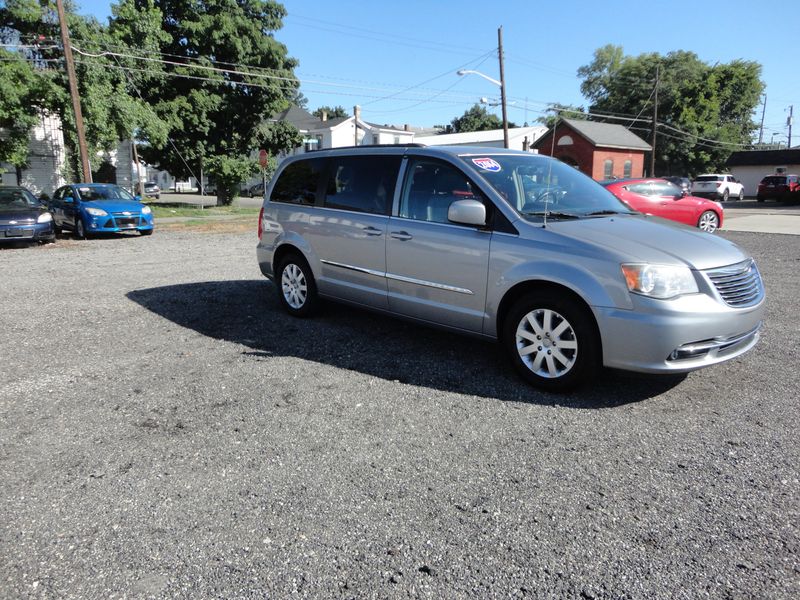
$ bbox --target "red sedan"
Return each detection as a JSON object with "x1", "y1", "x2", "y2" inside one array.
[{"x1": 602, "y1": 178, "x2": 724, "y2": 233}]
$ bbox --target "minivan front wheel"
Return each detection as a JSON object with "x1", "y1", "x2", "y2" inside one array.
[
  {"x1": 503, "y1": 291, "x2": 599, "y2": 391},
  {"x1": 277, "y1": 253, "x2": 318, "y2": 317}
]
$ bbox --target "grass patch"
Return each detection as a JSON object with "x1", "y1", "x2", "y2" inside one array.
[
  {"x1": 148, "y1": 204, "x2": 260, "y2": 218},
  {"x1": 159, "y1": 217, "x2": 256, "y2": 233}
]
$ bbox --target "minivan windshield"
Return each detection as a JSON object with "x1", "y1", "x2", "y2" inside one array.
[{"x1": 459, "y1": 154, "x2": 634, "y2": 219}]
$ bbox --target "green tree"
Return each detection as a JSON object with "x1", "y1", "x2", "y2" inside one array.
[
  {"x1": 0, "y1": 49, "x2": 47, "y2": 176},
  {"x1": 537, "y1": 103, "x2": 587, "y2": 129},
  {"x1": 449, "y1": 104, "x2": 516, "y2": 133},
  {"x1": 312, "y1": 105, "x2": 349, "y2": 119},
  {"x1": 577, "y1": 45, "x2": 764, "y2": 175},
  {"x1": 255, "y1": 120, "x2": 303, "y2": 156},
  {"x1": 110, "y1": 0, "x2": 299, "y2": 204}
]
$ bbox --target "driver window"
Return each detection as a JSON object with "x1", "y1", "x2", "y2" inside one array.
[{"x1": 400, "y1": 159, "x2": 485, "y2": 224}]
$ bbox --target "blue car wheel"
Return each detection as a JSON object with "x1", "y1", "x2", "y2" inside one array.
[{"x1": 75, "y1": 217, "x2": 87, "y2": 239}]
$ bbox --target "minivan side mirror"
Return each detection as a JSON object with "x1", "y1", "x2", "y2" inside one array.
[{"x1": 448, "y1": 199, "x2": 486, "y2": 227}]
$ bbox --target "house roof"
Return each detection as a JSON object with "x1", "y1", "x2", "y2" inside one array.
[
  {"x1": 416, "y1": 126, "x2": 547, "y2": 146},
  {"x1": 726, "y1": 149, "x2": 800, "y2": 167},
  {"x1": 536, "y1": 118, "x2": 652, "y2": 151},
  {"x1": 270, "y1": 105, "x2": 322, "y2": 130}
]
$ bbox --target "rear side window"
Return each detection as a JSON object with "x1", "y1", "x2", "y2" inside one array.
[
  {"x1": 695, "y1": 175, "x2": 722, "y2": 182},
  {"x1": 271, "y1": 158, "x2": 326, "y2": 205},
  {"x1": 323, "y1": 155, "x2": 401, "y2": 215},
  {"x1": 761, "y1": 176, "x2": 786, "y2": 185}
]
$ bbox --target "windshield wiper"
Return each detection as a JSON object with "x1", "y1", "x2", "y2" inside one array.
[
  {"x1": 523, "y1": 211, "x2": 581, "y2": 220},
  {"x1": 584, "y1": 210, "x2": 625, "y2": 216}
]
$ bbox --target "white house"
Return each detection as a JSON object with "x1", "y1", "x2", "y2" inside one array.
[
  {"x1": 415, "y1": 126, "x2": 547, "y2": 151},
  {"x1": 1, "y1": 111, "x2": 67, "y2": 196},
  {"x1": 726, "y1": 149, "x2": 800, "y2": 196}
]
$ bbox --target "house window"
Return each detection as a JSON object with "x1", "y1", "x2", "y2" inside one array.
[
  {"x1": 557, "y1": 135, "x2": 574, "y2": 146},
  {"x1": 394, "y1": 136, "x2": 401, "y2": 144},
  {"x1": 372, "y1": 134, "x2": 379, "y2": 145},
  {"x1": 603, "y1": 159, "x2": 614, "y2": 179},
  {"x1": 623, "y1": 160, "x2": 632, "y2": 178},
  {"x1": 316, "y1": 135, "x2": 323, "y2": 150}
]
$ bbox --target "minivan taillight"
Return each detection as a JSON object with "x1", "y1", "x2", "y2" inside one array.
[{"x1": 257, "y1": 206, "x2": 264, "y2": 238}]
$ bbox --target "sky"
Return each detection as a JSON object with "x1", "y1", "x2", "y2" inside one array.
[{"x1": 77, "y1": 0, "x2": 798, "y2": 143}]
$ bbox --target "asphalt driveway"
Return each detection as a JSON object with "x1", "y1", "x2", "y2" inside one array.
[{"x1": 0, "y1": 228, "x2": 797, "y2": 599}]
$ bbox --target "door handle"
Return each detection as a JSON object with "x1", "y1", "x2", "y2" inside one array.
[
  {"x1": 362, "y1": 226, "x2": 383, "y2": 236},
  {"x1": 390, "y1": 231, "x2": 413, "y2": 241}
]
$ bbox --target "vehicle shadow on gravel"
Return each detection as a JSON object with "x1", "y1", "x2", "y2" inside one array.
[{"x1": 127, "y1": 280, "x2": 686, "y2": 407}]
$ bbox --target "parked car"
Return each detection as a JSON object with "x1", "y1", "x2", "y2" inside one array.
[
  {"x1": 661, "y1": 176, "x2": 691, "y2": 194},
  {"x1": 602, "y1": 178, "x2": 724, "y2": 233},
  {"x1": 48, "y1": 183, "x2": 154, "y2": 239},
  {"x1": 143, "y1": 181, "x2": 160, "y2": 199},
  {"x1": 756, "y1": 174, "x2": 800, "y2": 202},
  {"x1": 0, "y1": 186, "x2": 55, "y2": 245},
  {"x1": 248, "y1": 182, "x2": 265, "y2": 198},
  {"x1": 256, "y1": 147, "x2": 764, "y2": 391},
  {"x1": 691, "y1": 174, "x2": 744, "y2": 201}
]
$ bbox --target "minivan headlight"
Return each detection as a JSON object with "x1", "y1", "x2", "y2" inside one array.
[
  {"x1": 621, "y1": 264, "x2": 698, "y2": 299},
  {"x1": 85, "y1": 207, "x2": 108, "y2": 217}
]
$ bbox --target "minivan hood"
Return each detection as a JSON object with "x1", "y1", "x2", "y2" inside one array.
[{"x1": 526, "y1": 214, "x2": 748, "y2": 270}]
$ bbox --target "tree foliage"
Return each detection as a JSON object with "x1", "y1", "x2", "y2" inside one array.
[
  {"x1": 448, "y1": 104, "x2": 516, "y2": 133},
  {"x1": 577, "y1": 44, "x2": 764, "y2": 175},
  {"x1": 312, "y1": 105, "x2": 349, "y2": 119},
  {"x1": 537, "y1": 103, "x2": 587, "y2": 129},
  {"x1": 0, "y1": 49, "x2": 47, "y2": 170}
]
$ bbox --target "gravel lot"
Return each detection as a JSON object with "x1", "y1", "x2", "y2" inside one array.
[{"x1": 1, "y1": 227, "x2": 798, "y2": 599}]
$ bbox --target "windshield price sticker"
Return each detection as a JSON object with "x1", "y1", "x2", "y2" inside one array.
[{"x1": 472, "y1": 158, "x2": 502, "y2": 172}]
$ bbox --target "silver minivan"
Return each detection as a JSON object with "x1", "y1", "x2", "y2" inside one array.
[{"x1": 257, "y1": 146, "x2": 764, "y2": 391}]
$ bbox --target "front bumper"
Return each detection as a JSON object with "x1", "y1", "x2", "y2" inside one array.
[
  {"x1": 85, "y1": 213, "x2": 155, "y2": 234},
  {"x1": 0, "y1": 221, "x2": 55, "y2": 243},
  {"x1": 594, "y1": 292, "x2": 765, "y2": 374}
]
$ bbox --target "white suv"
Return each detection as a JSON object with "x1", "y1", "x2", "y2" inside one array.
[{"x1": 691, "y1": 174, "x2": 745, "y2": 201}]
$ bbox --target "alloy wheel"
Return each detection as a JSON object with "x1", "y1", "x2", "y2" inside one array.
[
  {"x1": 515, "y1": 308, "x2": 578, "y2": 379},
  {"x1": 281, "y1": 263, "x2": 307, "y2": 309}
]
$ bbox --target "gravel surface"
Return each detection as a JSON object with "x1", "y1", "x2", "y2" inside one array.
[{"x1": 1, "y1": 228, "x2": 798, "y2": 599}]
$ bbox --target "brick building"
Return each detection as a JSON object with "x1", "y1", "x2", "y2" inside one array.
[{"x1": 533, "y1": 118, "x2": 652, "y2": 180}]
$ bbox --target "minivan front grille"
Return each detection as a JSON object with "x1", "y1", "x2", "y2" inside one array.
[{"x1": 704, "y1": 259, "x2": 763, "y2": 307}]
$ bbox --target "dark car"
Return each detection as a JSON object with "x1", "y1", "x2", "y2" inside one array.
[
  {"x1": 143, "y1": 181, "x2": 160, "y2": 199},
  {"x1": 602, "y1": 178, "x2": 723, "y2": 233},
  {"x1": 0, "y1": 186, "x2": 55, "y2": 245},
  {"x1": 49, "y1": 183, "x2": 154, "y2": 239},
  {"x1": 757, "y1": 174, "x2": 799, "y2": 202},
  {"x1": 248, "y1": 182, "x2": 265, "y2": 198},
  {"x1": 661, "y1": 176, "x2": 691, "y2": 194}
]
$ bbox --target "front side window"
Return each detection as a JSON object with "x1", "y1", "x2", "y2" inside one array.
[
  {"x1": 271, "y1": 158, "x2": 326, "y2": 205},
  {"x1": 323, "y1": 155, "x2": 401, "y2": 215},
  {"x1": 652, "y1": 182, "x2": 681, "y2": 197},
  {"x1": 400, "y1": 158, "x2": 486, "y2": 224}
]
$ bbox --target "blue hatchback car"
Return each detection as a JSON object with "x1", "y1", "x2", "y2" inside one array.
[{"x1": 49, "y1": 183, "x2": 154, "y2": 238}]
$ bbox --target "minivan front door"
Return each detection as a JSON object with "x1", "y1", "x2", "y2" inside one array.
[{"x1": 385, "y1": 158, "x2": 491, "y2": 333}]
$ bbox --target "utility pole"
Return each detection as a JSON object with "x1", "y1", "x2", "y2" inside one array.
[
  {"x1": 497, "y1": 26, "x2": 509, "y2": 149},
  {"x1": 758, "y1": 93, "x2": 767, "y2": 145},
  {"x1": 353, "y1": 105, "x2": 361, "y2": 145},
  {"x1": 789, "y1": 105, "x2": 794, "y2": 148},
  {"x1": 650, "y1": 63, "x2": 659, "y2": 177},
  {"x1": 55, "y1": 0, "x2": 91, "y2": 182}
]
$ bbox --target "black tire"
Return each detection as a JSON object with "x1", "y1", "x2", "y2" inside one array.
[
  {"x1": 276, "y1": 253, "x2": 319, "y2": 317},
  {"x1": 757, "y1": 196, "x2": 765, "y2": 203},
  {"x1": 737, "y1": 189, "x2": 744, "y2": 201},
  {"x1": 140, "y1": 229, "x2": 153, "y2": 236},
  {"x1": 52, "y1": 220, "x2": 61, "y2": 235},
  {"x1": 502, "y1": 290, "x2": 600, "y2": 392},
  {"x1": 721, "y1": 189, "x2": 729, "y2": 202},
  {"x1": 74, "y1": 218, "x2": 86, "y2": 239}
]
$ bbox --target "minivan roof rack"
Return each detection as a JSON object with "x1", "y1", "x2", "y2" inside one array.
[{"x1": 310, "y1": 143, "x2": 427, "y2": 151}]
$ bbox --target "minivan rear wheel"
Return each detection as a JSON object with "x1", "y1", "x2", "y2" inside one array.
[
  {"x1": 277, "y1": 253, "x2": 318, "y2": 317},
  {"x1": 503, "y1": 291, "x2": 600, "y2": 391}
]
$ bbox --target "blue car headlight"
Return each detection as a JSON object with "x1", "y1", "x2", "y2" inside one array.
[
  {"x1": 141, "y1": 205, "x2": 152, "y2": 215},
  {"x1": 85, "y1": 207, "x2": 108, "y2": 217}
]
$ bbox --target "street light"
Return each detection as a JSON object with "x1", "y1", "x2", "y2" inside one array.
[{"x1": 457, "y1": 62, "x2": 509, "y2": 148}]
